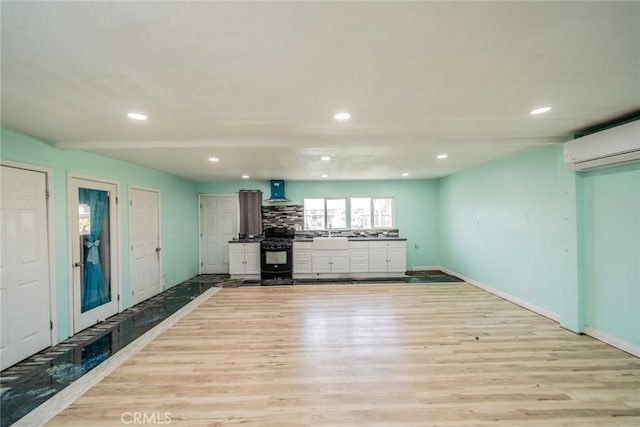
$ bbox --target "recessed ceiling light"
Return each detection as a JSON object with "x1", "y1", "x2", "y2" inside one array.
[
  {"x1": 334, "y1": 112, "x2": 351, "y2": 121},
  {"x1": 320, "y1": 174, "x2": 328, "y2": 178},
  {"x1": 437, "y1": 154, "x2": 448, "y2": 160},
  {"x1": 401, "y1": 173, "x2": 409, "y2": 177},
  {"x1": 529, "y1": 106, "x2": 552, "y2": 115},
  {"x1": 320, "y1": 156, "x2": 331, "y2": 161},
  {"x1": 127, "y1": 112, "x2": 147, "y2": 121},
  {"x1": 241, "y1": 175, "x2": 250, "y2": 179},
  {"x1": 208, "y1": 157, "x2": 219, "y2": 162}
]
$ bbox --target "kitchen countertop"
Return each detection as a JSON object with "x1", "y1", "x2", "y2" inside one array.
[
  {"x1": 293, "y1": 237, "x2": 407, "y2": 242},
  {"x1": 229, "y1": 237, "x2": 407, "y2": 243},
  {"x1": 347, "y1": 237, "x2": 407, "y2": 241}
]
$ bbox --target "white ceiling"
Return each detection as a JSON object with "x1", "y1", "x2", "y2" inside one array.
[{"x1": 2, "y1": 1, "x2": 639, "y2": 182}]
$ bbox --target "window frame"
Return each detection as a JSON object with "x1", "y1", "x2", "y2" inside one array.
[
  {"x1": 325, "y1": 198, "x2": 347, "y2": 229},
  {"x1": 371, "y1": 197, "x2": 395, "y2": 228},
  {"x1": 303, "y1": 197, "x2": 347, "y2": 230},
  {"x1": 303, "y1": 198, "x2": 326, "y2": 230},
  {"x1": 304, "y1": 197, "x2": 395, "y2": 230},
  {"x1": 350, "y1": 197, "x2": 372, "y2": 230}
]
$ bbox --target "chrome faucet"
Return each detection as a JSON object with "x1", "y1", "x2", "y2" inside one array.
[{"x1": 328, "y1": 223, "x2": 332, "y2": 238}]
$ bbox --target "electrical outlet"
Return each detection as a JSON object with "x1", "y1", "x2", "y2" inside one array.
[{"x1": 414, "y1": 244, "x2": 419, "y2": 249}]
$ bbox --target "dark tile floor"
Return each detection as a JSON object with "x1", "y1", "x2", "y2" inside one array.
[
  {"x1": 0, "y1": 275, "x2": 237, "y2": 427},
  {"x1": 0, "y1": 272, "x2": 461, "y2": 426}
]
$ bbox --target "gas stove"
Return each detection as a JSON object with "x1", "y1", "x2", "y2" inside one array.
[{"x1": 260, "y1": 227, "x2": 295, "y2": 285}]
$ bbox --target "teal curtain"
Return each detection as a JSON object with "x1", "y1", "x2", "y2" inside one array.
[{"x1": 80, "y1": 188, "x2": 109, "y2": 312}]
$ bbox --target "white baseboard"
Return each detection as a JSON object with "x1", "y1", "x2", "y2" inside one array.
[
  {"x1": 412, "y1": 266, "x2": 441, "y2": 271},
  {"x1": 438, "y1": 266, "x2": 561, "y2": 323},
  {"x1": 583, "y1": 326, "x2": 640, "y2": 358},
  {"x1": 293, "y1": 272, "x2": 402, "y2": 280}
]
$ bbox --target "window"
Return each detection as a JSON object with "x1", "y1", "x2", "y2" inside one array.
[
  {"x1": 305, "y1": 197, "x2": 394, "y2": 230},
  {"x1": 79, "y1": 204, "x2": 91, "y2": 235},
  {"x1": 350, "y1": 197, "x2": 395, "y2": 228},
  {"x1": 373, "y1": 198, "x2": 394, "y2": 227},
  {"x1": 350, "y1": 198, "x2": 371, "y2": 229},
  {"x1": 326, "y1": 199, "x2": 346, "y2": 229},
  {"x1": 304, "y1": 198, "x2": 325, "y2": 230},
  {"x1": 304, "y1": 198, "x2": 346, "y2": 230}
]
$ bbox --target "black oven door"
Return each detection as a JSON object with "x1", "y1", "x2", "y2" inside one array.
[{"x1": 260, "y1": 246, "x2": 293, "y2": 280}]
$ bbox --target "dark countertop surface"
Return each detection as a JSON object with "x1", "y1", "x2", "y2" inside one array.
[
  {"x1": 293, "y1": 237, "x2": 407, "y2": 242},
  {"x1": 347, "y1": 237, "x2": 407, "y2": 241},
  {"x1": 230, "y1": 237, "x2": 407, "y2": 243}
]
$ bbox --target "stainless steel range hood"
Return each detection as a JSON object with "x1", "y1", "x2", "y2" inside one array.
[{"x1": 265, "y1": 179, "x2": 290, "y2": 202}]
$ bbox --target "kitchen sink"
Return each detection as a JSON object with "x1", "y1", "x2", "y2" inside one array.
[{"x1": 312, "y1": 237, "x2": 349, "y2": 250}]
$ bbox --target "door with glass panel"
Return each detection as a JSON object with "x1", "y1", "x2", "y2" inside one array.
[{"x1": 69, "y1": 177, "x2": 119, "y2": 333}]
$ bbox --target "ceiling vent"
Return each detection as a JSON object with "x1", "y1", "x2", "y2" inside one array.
[
  {"x1": 266, "y1": 179, "x2": 289, "y2": 202},
  {"x1": 564, "y1": 120, "x2": 640, "y2": 171}
]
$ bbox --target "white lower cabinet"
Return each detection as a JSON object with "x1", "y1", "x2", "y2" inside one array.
[
  {"x1": 292, "y1": 239, "x2": 406, "y2": 277},
  {"x1": 293, "y1": 241, "x2": 313, "y2": 274},
  {"x1": 349, "y1": 241, "x2": 369, "y2": 273},
  {"x1": 386, "y1": 243, "x2": 407, "y2": 272},
  {"x1": 368, "y1": 244, "x2": 388, "y2": 273},
  {"x1": 368, "y1": 241, "x2": 406, "y2": 273},
  {"x1": 312, "y1": 250, "x2": 349, "y2": 273},
  {"x1": 229, "y1": 242, "x2": 260, "y2": 275}
]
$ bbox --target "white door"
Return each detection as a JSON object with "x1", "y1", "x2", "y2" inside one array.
[
  {"x1": 130, "y1": 188, "x2": 161, "y2": 306},
  {"x1": 0, "y1": 165, "x2": 51, "y2": 369},
  {"x1": 69, "y1": 177, "x2": 119, "y2": 333},
  {"x1": 200, "y1": 195, "x2": 238, "y2": 274}
]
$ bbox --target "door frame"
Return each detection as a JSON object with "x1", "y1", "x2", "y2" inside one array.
[
  {"x1": 67, "y1": 173, "x2": 122, "y2": 333},
  {"x1": 0, "y1": 160, "x2": 57, "y2": 344},
  {"x1": 128, "y1": 185, "x2": 162, "y2": 306},
  {"x1": 197, "y1": 193, "x2": 239, "y2": 274}
]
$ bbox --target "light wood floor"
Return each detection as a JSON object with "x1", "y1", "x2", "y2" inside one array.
[{"x1": 49, "y1": 283, "x2": 640, "y2": 426}]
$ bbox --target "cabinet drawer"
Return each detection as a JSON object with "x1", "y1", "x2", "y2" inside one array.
[
  {"x1": 386, "y1": 241, "x2": 406, "y2": 249},
  {"x1": 293, "y1": 241, "x2": 313, "y2": 250},
  {"x1": 349, "y1": 241, "x2": 369, "y2": 250},
  {"x1": 294, "y1": 260, "x2": 312, "y2": 274},
  {"x1": 294, "y1": 249, "x2": 312, "y2": 262}
]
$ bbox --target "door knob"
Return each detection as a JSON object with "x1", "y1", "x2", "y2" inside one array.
[
  {"x1": 155, "y1": 247, "x2": 161, "y2": 252},
  {"x1": 74, "y1": 261, "x2": 83, "y2": 267}
]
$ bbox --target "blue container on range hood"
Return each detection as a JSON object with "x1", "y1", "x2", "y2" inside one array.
[{"x1": 267, "y1": 179, "x2": 289, "y2": 202}]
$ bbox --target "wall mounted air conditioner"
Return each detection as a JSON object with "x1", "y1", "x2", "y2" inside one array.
[{"x1": 564, "y1": 120, "x2": 640, "y2": 171}]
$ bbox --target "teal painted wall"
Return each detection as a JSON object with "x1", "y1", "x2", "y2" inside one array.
[
  {"x1": 3, "y1": 125, "x2": 638, "y2": 352},
  {"x1": 198, "y1": 179, "x2": 441, "y2": 270},
  {"x1": 580, "y1": 163, "x2": 640, "y2": 347},
  {"x1": 1, "y1": 128, "x2": 199, "y2": 341},
  {"x1": 438, "y1": 145, "x2": 580, "y2": 329}
]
